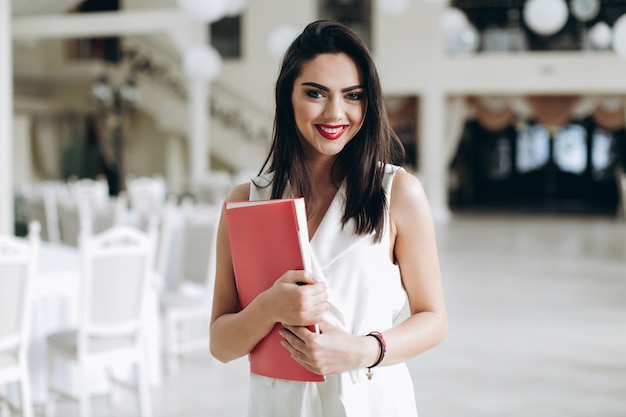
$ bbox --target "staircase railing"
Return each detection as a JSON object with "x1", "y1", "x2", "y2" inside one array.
[{"x1": 124, "y1": 35, "x2": 273, "y2": 144}]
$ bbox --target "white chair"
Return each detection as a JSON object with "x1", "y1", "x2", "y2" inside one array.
[
  {"x1": 159, "y1": 203, "x2": 220, "y2": 374},
  {"x1": 67, "y1": 178, "x2": 109, "y2": 210},
  {"x1": 194, "y1": 170, "x2": 232, "y2": 205},
  {"x1": 57, "y1": 189, "x2": 127, "y2": 246},
  {"x1": 56, "y1": 196, "x2": 88, "y2": 247},
  {"x1": 45, "y1": 225, "x2": 156, "y2": 417},
  {"x1": 126, "y1": 176, "x2": 167, "y2": 226},
  {"x1": 0, "y1": 221, "x2": 40, "y2": 417},
  {"x1": 21, "y1": 183, "x2": 61, "y2": 243}
]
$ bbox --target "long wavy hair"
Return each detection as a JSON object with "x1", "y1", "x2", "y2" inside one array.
[{"x1": 258, "y1": 20, "x2": 405, "y2": 241}]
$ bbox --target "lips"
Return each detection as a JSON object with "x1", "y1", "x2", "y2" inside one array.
[{"x1": 315, "y1": 124, "x2": 348, "y2": 140}]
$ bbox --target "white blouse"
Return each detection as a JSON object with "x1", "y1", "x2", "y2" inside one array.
[{"x1": 247, "y1": 164, "x2": 417, "y2": 417}]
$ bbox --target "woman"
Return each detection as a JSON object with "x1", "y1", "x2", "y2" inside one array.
[{"x1": 210, "y1": 20, "x2": 447, "y2": 416}]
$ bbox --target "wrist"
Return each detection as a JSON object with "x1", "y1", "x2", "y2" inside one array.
[
  {"x1": 362, "y1": 333, "x2": 380, "y2": 368},
  {"x1": 252, "y1": 289, "x2": 281, "y2": 327},
  {"x1": 363, "y1": 331, "x2": 387, "y2": 380}
]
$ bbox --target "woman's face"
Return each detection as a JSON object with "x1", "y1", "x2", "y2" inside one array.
[{"x1": 291, "y1": 53, "x2": 366, "y2": 160}]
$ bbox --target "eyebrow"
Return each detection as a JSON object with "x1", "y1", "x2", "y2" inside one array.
[{"x1": 301, "y1": 81, "x2": 365, "y2": 92}]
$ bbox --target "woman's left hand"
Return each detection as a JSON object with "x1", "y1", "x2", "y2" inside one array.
[{"x1": 279, "y1": 322, "x2": 377, "y2": 376}]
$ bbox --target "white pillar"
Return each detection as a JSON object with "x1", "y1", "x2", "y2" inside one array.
[
  {"x1": 183, "y1": 19, "x2": 210, "y2": 193},
  {"x1": 0, "y1": 0, "x2": 13, "y2": 233},
  {"x1": 187, "y1": 79, "x2": 209, "y2": 191},
  {"x1": 420, "y1": 89, "x2": 451, "y2": 223}
]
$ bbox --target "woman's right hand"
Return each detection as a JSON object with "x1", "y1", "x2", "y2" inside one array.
[{"x1": 260, "y1": 270, "x2": 328, "y2": 327}]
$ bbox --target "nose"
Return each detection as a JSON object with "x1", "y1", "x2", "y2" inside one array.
[{"x1": 323, "y1": 97, "x2": 344, "y2": 121}]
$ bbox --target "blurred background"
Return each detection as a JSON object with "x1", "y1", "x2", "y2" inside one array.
[
  {"x1": 3, "y1": 0, "x2": 626, "y2": 224},
  {"x1": 1, "y1": 0, "x2": 626, "y2": 416}
]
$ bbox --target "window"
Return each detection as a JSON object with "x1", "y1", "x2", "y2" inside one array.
[
  {"x1": 211, "y1": 16, "x2": 242, "y2": 59},
  {"x1": 319, "y1": 0, "x2": 372, "y2": 51}
]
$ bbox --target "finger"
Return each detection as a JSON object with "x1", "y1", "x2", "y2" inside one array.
[
  {"x1": 281, "y1": 325, "x2": 305, "y2": 341},
  {"x1": 283, "y1": 325, "x2": 319, "y2": 345},
  {"x1": 279, "y1": 340, "x2": 316, "y2": 374},
  {"x1": 282, "y1": 270, "x2": 319, "y2": 285}
]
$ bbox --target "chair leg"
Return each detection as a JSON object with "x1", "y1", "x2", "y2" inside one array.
[
  {"x1": 165, "y1": 313, "x2": 180, "y2": 374},
  {"x1": 18, "y1": 369, "x2": 34, "y2": 417},
  {"x1": 44, "y1": 351, "x2": 56, "y2": 417},
  {"x1": 0, "y1": 384, "x2": 9, "y2": 417},
  {"x1": 105, "y1": 365, "x2": 121, "y2": 408},
  {"x1": 78, "y1": 365, "x2": 90, "y2": 417},
  {"x1": 136, "y1": 360, "x2": 152, "y2": 417}
]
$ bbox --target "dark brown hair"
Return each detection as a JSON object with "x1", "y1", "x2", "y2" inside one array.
[{"x1": 259, "y1": 20, "x2": 405, "y2": 240}]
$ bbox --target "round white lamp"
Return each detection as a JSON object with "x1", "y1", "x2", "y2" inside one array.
[
  {"x1": 523, "y1": 0, "x2": 569, "y2": 36},
  {"x1": 267, "y1": 25, "x2": 300, "y2": 59},
  {"x1": 183, "y1": 45, "x2": 223, "y2": 81},
  {"x1": 571, "y1": 0, "x2": 600, "y2": 22},
  {"x1": 440, "y1": 7, "x2": 470, "y2": 41},
  {"x1": 589, "y1": 21, "x2": 612, "y2": 49},
  {"x1": 612, "y1": 14, "x2": 626, "y2": 58}
]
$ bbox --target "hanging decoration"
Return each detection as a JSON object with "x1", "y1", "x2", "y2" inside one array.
[
  {"x1": 523, "y1": 0, "x2": 569, "y2": 36},
  {"x1": 267, "y1": 25, "x2": 300, "y2": 59},
  {"x1": 612, "y1": 14, "x2": 626, "y2": 58},
  {"x1": 440, "y1": 7, "x2": 469, "y2": 41},
  {"x1": 571, "y1": 0, "x2": 600, "y2": 22},
  {"x1": 440, "y1": 7, "x2": 480, "y2": 54},
  {"x1": 183, "y1": 45, "x2": 223, "y2": 81},
  {"x1": 588, "y1": 21, "x2": 612, "y2": 50}
]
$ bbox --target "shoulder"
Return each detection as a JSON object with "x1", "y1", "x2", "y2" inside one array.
[
  {"x1": 225, "y1": 182, "x2": 251, "y2": 203},
  {"x1": 389, "y1": 170, "x2": 432, "y2": 229},
  {"x1": 391, "y1": 169, "x2": 425, "y2": 202}
]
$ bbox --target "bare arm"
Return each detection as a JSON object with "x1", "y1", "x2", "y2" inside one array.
[{"x1": 381, "y1": 169, "x2": 448, "y2": 365}]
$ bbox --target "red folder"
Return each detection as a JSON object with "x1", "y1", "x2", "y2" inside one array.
[{"x1": 224, "y1": 198, "x2": 324, "y2": 382}]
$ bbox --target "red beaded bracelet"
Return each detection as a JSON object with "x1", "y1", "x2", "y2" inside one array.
[{"x1": 365, "y1": 331, "x2": 386, "y2": 380}]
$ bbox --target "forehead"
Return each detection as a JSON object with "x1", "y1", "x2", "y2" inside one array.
[{"x1": 296, "y1": 53, "x2": 364, "y2": 86}]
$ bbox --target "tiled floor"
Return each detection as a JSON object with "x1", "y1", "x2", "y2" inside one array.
[{"x1": 38, "y1": 212, "x2": 626, "y2": 417}]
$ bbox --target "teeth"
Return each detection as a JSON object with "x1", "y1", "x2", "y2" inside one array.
[{"x1": 319, "y1": 126, "x2": 344, "y2": 134}]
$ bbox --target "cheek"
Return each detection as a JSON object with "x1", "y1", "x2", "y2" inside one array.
[
  {"x1": 294, "y1": 103, "x2": 318, "y2": 128},
  {"x1": 349, "y1": 106, "x2": 366, "y2": 129}
]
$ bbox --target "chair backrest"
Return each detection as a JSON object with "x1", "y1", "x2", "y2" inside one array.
[
  {"x1": 91, "y1": 193, "x2": 128, "y2": 234},
  {"x1": 177, "y1": 203, "x2": 220, "y2": 292},
  {"x1": 0, "y1": 222, "x2": 40, "y2": 359},
  {"x1": 69, "y1": 177, "x2": 109, "y2": 208},
  {"x1": 78, "y1": 225, "x2": 155, "y2": 344},
  {"x1": 153, "y1": 195, "x2": 178, "y2": 290},
  {"x1": 126, "y1": 176, "x2": 167, "y2": 217},
  {"x1": 57, "y1": 196, "x2": 89, "y2": 247},
  {"x1": 194, "y1": 170, "x2": 232, "y2": 205},
  {"x1": 21, "y1": 183, "x2": 61, "y2": 243}
]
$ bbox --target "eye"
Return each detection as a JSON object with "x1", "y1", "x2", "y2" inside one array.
[
  {"x1": 346, "y1": 91, "x2": 364, "y2": 101},
  {"x1": 306, "y1": 90, "x2": 324, "y2": 99}
]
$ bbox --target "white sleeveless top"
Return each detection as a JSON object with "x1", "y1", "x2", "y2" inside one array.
[{"x1": 247, "y1": 164, "x2": 418, "y2": 417}]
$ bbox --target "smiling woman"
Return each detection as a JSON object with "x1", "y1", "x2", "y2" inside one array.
[{"x1": 210, "y1": 20, "x2": 447, "y2": 417}]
